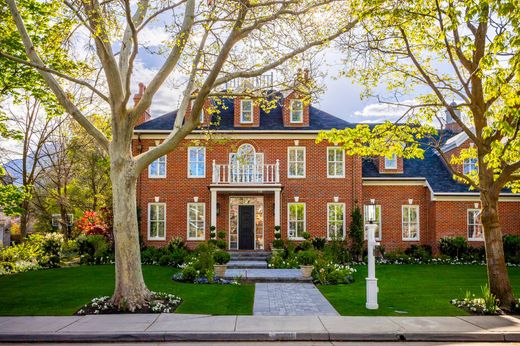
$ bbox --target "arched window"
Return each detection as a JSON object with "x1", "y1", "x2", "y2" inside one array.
[{"x1": 230, "y1": 144, "x2": 264, "y2": 182}]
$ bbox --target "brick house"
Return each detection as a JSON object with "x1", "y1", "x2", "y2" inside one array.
[{"x1": 132, "y1": 88, "x2": 520, "y2": 252}]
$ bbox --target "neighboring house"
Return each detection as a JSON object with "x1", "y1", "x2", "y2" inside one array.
[{"x1": 132, "y1": 86, "x2": 520, "y2": 252}]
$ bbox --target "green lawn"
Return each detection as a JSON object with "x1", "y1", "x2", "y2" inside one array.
[
  {"x1": 319, "y1": 264, "x2": 520, "y2": 316},
  {"x1": 0, "y1": 265, "x2": 254, "y2": 316}
]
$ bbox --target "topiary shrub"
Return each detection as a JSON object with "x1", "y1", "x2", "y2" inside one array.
[
  {"x1": 349, "y1": 204, "x2": 363, "y2": 262},
  {"x1": 439, "y1": 236, "x2": 468, "y2": 259},
  {"x1": 213, "y1": 250, "x2": 231, "y2": 265},
  {"x1": 297, "y1": 249, "x2": 317, "y2": 266},
  {"x1": 272, "y1": 239, "x2": 284, "y2": 249}
]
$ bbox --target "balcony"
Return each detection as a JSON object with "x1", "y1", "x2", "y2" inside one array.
[{"x1": 212, "y1": 160, "x2": 280, "y2": 185}]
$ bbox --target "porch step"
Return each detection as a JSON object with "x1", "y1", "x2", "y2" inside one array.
[
  {"x1": 223, "y1": 269, "x2": 312, "y2": 283},
  {"x1": 227, "y1": 260, "x2": 268, "y2": 269},
  {"x1": 228, "y1": 251, "x2": 270, "y2": 261}
]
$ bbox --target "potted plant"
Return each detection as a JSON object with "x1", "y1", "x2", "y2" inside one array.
[
  {"x1": 272, "y1": 226, "x2": 284, "y2": 255},
  {"x1": 297, "y1": 250, "x2": 317, "y2": 278},
  {"x1": 213, "y1": 250, "x2": 231, "y2": 277}
]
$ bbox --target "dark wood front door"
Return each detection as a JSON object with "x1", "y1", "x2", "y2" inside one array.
[{"x1": 238, "y1": 205, "x2": 255, "y2": 250}]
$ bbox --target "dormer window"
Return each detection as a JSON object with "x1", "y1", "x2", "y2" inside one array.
[
  {"x1": 384, "y1": 154, "x2": 397, "y2": 169},
  {"x1": 463, "y1": 158, "x2": 477, "y2": 175},
  {"x1": 240, "y1": 99, "x2": 253, "y2": 123},
  {"x1": 290, "y1": 99, "x2": 303, "y2": 123}
]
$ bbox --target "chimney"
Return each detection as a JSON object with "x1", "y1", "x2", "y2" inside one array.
[
  {"x1": 134, "y1": 82, "x2": 151, "y2": 126},
  {"x1": 445, "y1": 101, "x2": 462, "y2": 133}
]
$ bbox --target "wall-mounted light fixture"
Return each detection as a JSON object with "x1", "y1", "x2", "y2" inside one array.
[
  {"x1": 294, "y1": 140, "x2": 300, "y2": 146},
  {"x1": 193, "y1": 196, "x2": 199, "y2": 203},
  {"x1": 294, "y1": 196, "x2": 300, "y2": 202},
  {"x1": 370, "y1": 198, "x2": 376, "y2": 204},
  {"x1": 408, "y1": 198, "x2": 414, "y2": 205},
  {"x1": 333, "y1": 196, "x2": 339, "y2": 203},
  {"x1": 474, "y1": 202, "x2": 479, "y2": 209},
  {"x1": 154, "y1": 196, "x2": 160, "y2": 203}
]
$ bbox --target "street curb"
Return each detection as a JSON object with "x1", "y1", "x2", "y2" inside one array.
[{"x1": 0, "y1": 331, "x2": 514, "y2": 342}]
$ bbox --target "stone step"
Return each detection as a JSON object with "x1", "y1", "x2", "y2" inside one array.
[
  {"x1": 223, "y1": 268, "x2": 312, "y2": 283},
  {"x1": 227, "y1": 260, "x2": 268, "y2": 269},
  {"x1": 228, "y1": 251, "x2": 270, "y2": 261}
]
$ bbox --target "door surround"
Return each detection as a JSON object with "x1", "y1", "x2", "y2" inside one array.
[{"x1": 228, "y1": 196, "x2": 264, "y2": 250}]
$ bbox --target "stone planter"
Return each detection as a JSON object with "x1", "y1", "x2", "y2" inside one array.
[
  {"x1": 214, "y1": 264, "x2": 227, "y2": 277},
  {"x1": 271, "y1": 248, "x2": 284, "y2": 257},
  {"x1": 300, "y1": 265, "x2": 313, "y2": 278}
]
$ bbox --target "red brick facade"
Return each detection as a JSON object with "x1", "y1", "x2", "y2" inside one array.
[{"x1": 133, "y1": 97, "x2": 520, "y2": 252}]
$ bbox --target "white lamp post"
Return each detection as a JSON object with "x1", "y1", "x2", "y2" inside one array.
[{"x1": 365, "y1": 202, "x2": 379, "y2": 310}]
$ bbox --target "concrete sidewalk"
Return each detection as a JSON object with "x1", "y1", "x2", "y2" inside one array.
[{"x1": 0, "y1": 314, "x2": 519, "y2": 343}]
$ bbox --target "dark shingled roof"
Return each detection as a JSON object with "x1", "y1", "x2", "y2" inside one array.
[
  {"x1": 361, "y1": 147, "x2": 477, "y2": 193},
  {"x1": 134, "y1": 97, "x2": 353, "y2": 132}
]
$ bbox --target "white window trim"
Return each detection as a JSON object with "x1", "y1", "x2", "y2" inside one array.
[
  {"x1": 148, "y1": 147, "x2": 167, "y2": 179},
  {"x1": 148, "y1": 202, "x2": 166, "y2": 241},
  {"x1": 240, "y1": 99, "x2": 254, "y2": 123},
  {"x1": 402, "y1": 205, "x2": 420, "y2": 241},
  {"x1": 327, "y1": 202, "x2": 346, "y2": 240},
  {"x1": 463, "y1": 158, "x2": 478, "y2": 175},
  {"x1": 187, "y1": 202, "x2": 206, "y2": 240},
  {"x1": 287, "y1": 146, "x2": 306, "y2": 178},
  {"x1": 384, "y1": 154, "x2": 397, "y2": 169},
  {"x1": 187, "y1": 146, "x2": 206, "y2": 178},
  {"x1": 327, "y1": 147, "x2": 345, "y2": 178},
  {"x1": 287, "y1": 202, "x2": 306, "y2": 240},
  {"x1": 363, "y1": 204, "x2": 382, "y2": 241},
  {"x1": 467, "y1": 208, "x2": 483, "y2": 241},
  {"x1": 290, "y1": 99, "x2": 304, "y2": 123}
]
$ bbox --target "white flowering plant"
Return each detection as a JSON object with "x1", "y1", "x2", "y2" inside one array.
[
  {"x1": 450, "y1": 285, "x2": 501, "y2": 315},
  {"x1": 76, "y1": 291, "x2": 182, "y2": 315}
]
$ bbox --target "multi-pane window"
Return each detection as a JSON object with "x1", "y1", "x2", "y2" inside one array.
[
  {"x1": 148, "y1": 148, "x2": 166, "y2": 178},
  {"x1": 384, "y1": 154, "x2": 397, "y2": 169},
  {"x1": 288, "y1": 147, "x2": 305, "y2": 178},
  {"x1": 402, "y1": 205, "x2": 420, "y2": 240},
  {"x1": 148, "y1": 203, "x2": 166, "y2": 240},
  {"x1": 463, "y1": 158, "x2": 478, "y2": 175},
  {"x1": 363, "y1": 204, "x2": 382, "y2": 240},
  {"x1": 290, "y1": 99, "x2": 303, "y2": 123},
  {"x1": 327, "y1": 147, "x2": 345, "y2": 178},
  {"x1": 328, "y1": 203, "x2": 345, "y2": 239},
  {"x1": 468, "y1": 209, "x2": 483, "y2": 240},
  {"x1": 288, "y1": 203, "x2": 305, "y2": 239},
  {"x1": 240, "y1": 99, "x2": 253, "y2": 123},
  {"x1": 188, "y1": 147, "x2": 205, "y2": 178},
  {"x1": 187, "y1": 203, "x2": 205, "y2": 240}
]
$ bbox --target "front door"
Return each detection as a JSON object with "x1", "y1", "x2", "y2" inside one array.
[{"x1": 238, "y1": 205, "x2": 255, "y2": 250}]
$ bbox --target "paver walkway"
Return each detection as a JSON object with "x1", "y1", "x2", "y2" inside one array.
[
  {"x1": 253, "y1": 283, "x2": 339, "y2": 316},
  {"x1": 224, "y1": 268, "x2": 310, "y2": 282}
]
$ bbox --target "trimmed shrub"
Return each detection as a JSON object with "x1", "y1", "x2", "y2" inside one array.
[
  {"x1": 213, "y1": 250, "x2": 231, "y2": 265},
  {"x1": 404, "y1": 244, "x2": 432, "y2": 261},
  {"x1": 439, "y1": 236, "x2": 468, "y2": 258},
  {"x1": 503, "y1": 235, "x2": 520, "y2": 264},
  {"x1": 297, "y1": 249, "x2": 317, "y2": 266}
]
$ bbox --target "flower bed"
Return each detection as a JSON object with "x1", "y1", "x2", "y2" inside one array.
[
  {"x1": 76, "y1": 292, "x2": 182, "y2": 315},
  {"x1": 450, "y1": 285, "x2": 502, "y2": 315}
]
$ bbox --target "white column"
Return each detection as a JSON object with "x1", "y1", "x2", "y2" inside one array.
[
  {"x1": 274, "y1": 189, "x2": 281, "y2": 227},
  {"x1": 211, "y1": 189, "x2": 217, "y2": 228},
  {"x1": 366, "y1": 223, "x2": 379, "y2": 310}
]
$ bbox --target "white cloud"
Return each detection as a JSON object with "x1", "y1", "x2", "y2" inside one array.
[
  {"x1": 354, "y1": 100, "x2": 417, "y2": 118},
  {"x1": 131, "y1": 59, "x2": 182, "y2": 116},
  {"x1": 139, "y1": 26, "x2": 170, "y2": 47}
]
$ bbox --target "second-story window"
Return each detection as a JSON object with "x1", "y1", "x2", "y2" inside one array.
[
  {"x1": 240, "y1": 99, "x2": 253, "y2": 123},
  {"x1": 148, "y1": 147, "x2": 166, "y2": 178},
  {"x1": 384, "y1": 154, "x2": 397, "y2": 169},
  {"x1": 463, "y1": 158, "x2": 478, "y2": 175},
  {"x1": 290, "y1": 99, "x2": 303, "y2": 123},
  {"x1": 327, "y1": 147, "x2": 345, "y2": 178},
  {"x1": 188, "y1": 147, "x2": 206, "y2": 178},
  {"x1": 288, "y1": 147, "x2": 305, "y2": 178}
]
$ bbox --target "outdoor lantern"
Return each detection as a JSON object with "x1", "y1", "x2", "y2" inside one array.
[
  {"x1": 366, "y1": 202, "x2": 376, "y2": 224},
  {"x1": 154, "y1": 196, "x2": 160, "y2": 202},
  {"x1": 294, "y1": 196, "x2": 300, "y2": 202},
  {"x1": 193, "y1": 196, "x2": 199, "y2": 203},
  {"x1": 333, "y1": 196, "x2": 339, "y2": 203},
  {"x1": 408, "y1": 198, "x2": 414, "y2": 205},
  {"x1": 474, "y1": 202, "x2": 479, "y2": 209}
]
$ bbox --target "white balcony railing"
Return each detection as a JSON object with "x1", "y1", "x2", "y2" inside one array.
[{"x1": 212, "y1": 160, "x2": 280, "y2": 184}]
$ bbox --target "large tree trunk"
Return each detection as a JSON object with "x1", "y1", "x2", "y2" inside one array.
[
  {"x1": 19, "y1": 199, "x2": 30, "y2": 239},
  {"x1": 110, "y1": 155, "x2": 150, "y2": 311},
  {"x1": 480, "y1": 189, "x2": 514, "y2": 308}
]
